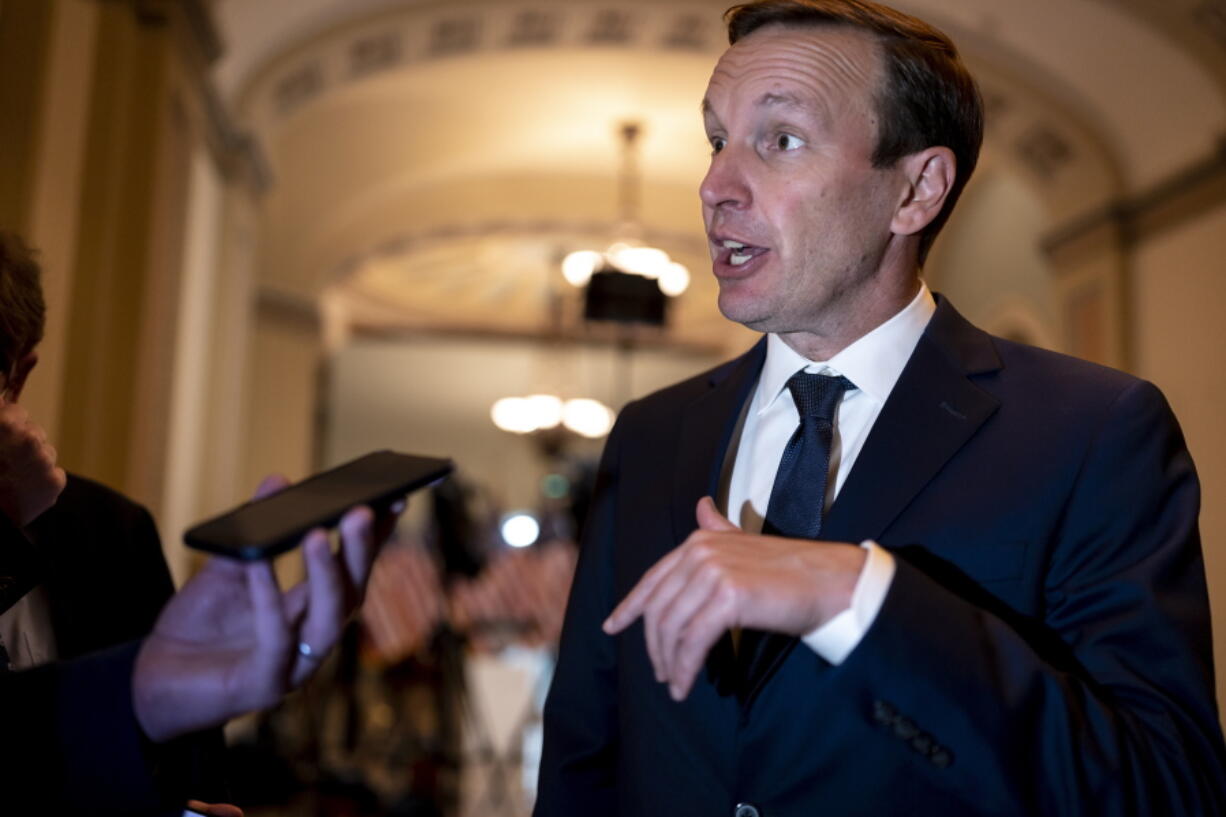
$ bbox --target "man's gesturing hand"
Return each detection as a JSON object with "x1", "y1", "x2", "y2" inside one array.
[{"x1": 603, "y1": 497, "x2": 865, "y2": 701}]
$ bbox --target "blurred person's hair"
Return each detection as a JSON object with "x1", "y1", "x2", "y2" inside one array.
[
  {"x1": 724, "y1": 0, "x2": 984, "y2": 264},
  {"x1": 0, "y1": 231, "x2": 46, "y2": 379}
]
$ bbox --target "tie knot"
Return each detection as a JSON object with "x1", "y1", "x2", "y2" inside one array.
[{"x1": 786, "y1": 371, "x2": 852, "y2": 421}]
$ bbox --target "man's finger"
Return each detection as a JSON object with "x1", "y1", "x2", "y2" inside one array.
[
  {"x1": 696, "y1": 496, "x2": 739, "y2": 532},
  {"x1": 654, "y1": 561, "x2": 721, "y2": 689},
  {"x1": 253, "y1": 473, "x2": 291, "y2": 500},
  {"x1": 374, "y1": 498, "x2": 405, "y2": 543},
  {"x1": 246, "y1": 559, "x2": 290, "y2": 707},
  {"x1": 186, "y1": 801, "x2": 245, "y2": 817},
  {"x1": 642, "y1": 561, "x2": 692, "y2": 682},
  {"x1": 338, "y1": 505, "x2": 376, "y2": 602},
  {"x1": 603, "y1": 548, "x2": 684, "y2": 634},
  {"x1": 292, "y1": 529, "x2": 344, "y2": 685},
  {"x1": 283, "y1": 581, "x2": 309, "y2": 626},
  {"x1": 666, "y1": 588, "x2": 737, "y2": 701}
]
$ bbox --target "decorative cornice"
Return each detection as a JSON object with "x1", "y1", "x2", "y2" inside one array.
[
  {"x1": 249, "y1": 3, "x2": 724, "y2": 121},
  {"x1": 200, "y1": 84, "x2": 274, "y2": 194},
  {"x1": 1042, "y1": 136, "x2": 1226, "y2": 256}
]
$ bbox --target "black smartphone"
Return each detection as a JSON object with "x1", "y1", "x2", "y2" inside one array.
[{"x1": 184, "y1": 450, "x2": 453, "y2": 561}]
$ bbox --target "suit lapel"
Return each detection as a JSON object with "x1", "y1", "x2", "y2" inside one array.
[
  {"x1": 742, "y1": 298, "x2": 1002, "y2": 706},
  {"x1": 670, "y1": 339, "x2": 766, "y2": 548},
  {"x1": 668, "y1": 339, "x2": 765, "y2": 696}
]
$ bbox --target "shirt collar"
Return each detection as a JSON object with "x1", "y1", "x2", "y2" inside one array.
[{"x1": 757, "y1": 281, "x2": 936, "y2": 413}]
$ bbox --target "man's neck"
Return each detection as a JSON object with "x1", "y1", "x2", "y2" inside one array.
[{"x1": 776, "y1": 276, "x2": 922, "y2": 361}]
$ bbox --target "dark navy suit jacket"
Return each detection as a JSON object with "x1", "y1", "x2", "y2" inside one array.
[{"x1": 536, "y1": 298, "x2": 1226, "y2": 816}]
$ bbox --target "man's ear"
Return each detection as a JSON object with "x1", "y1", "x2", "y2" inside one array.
[
  {"x1": 891, "y1": 147, "x2": 956, "y2": 237},
  {"x1": 5, "y1": 351, "x2": 38, "y2": 402}
]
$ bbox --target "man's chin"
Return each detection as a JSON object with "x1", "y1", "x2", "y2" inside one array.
[{"x1": 716, "y1": 294, "x2": 773, "y2": 333}]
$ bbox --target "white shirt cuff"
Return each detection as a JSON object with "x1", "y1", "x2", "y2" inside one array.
[{"x1": 800, "y1": 541, "x2": 896, "y2": 665}]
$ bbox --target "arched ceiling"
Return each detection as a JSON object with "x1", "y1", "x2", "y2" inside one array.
[{"x1": 210, "y1": 0, "x2": 1226, "y2": 352}]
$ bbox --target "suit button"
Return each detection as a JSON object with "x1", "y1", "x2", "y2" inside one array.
[
  {"x1": 872, "y1": 699, "x2": 896, "y2": 725},
  {"x1": 931, "y1": 748, "x2": 953, "y2": 768},
  {"x1": 734, "y1": 803, "x2": 761, "y2": 817},
  {"x1": 892, "y1": 716, "x2": 919, "y2": 740}
]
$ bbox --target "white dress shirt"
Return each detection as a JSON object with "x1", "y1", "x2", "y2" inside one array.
[
  {"x1": 0, "y1": 585, "x2": 58, "y2": 669},
  {"x1": 719, "y1": 282, "x2": 936, "y2": 663}
]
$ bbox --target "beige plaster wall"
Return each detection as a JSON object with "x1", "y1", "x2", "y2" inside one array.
[
  {"x1": 243, "y1": 309, "x2": 323, "y2": 493},
  {"x1": 1132, "y1": 202, "x2": 1226, "y2": 725},
  {"x1": 927, "y1": 168, "x2": 1059, "y2": 349}
]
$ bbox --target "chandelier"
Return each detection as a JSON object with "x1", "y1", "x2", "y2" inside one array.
[
  {"x1": 559, "y1": 122, "x2": 691, "y2": 299},
  {"x1": 491, "y1": 121, "x2": 679, "y2": 443}
]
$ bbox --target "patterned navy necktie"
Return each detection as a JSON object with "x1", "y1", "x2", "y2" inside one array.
[
  {"x1": 738, "y1": 371, "x2": 853, "y2": 697},
  {"x1": 761, "y1": 371, "x2": 854, "y2": 540}
]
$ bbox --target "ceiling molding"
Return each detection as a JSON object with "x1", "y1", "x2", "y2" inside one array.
[{"x1": 234, "y1": 1, "x2": 724, "y2": 120}]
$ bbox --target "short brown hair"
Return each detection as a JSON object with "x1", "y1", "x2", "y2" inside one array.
[
  {"x1": 0, "y1": 231, "x2": 46, "y2": 377},
  {"x1": 725, "y1": 0, "x2": 983, "y2": 264}
]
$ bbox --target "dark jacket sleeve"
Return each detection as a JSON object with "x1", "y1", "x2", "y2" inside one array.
[
  {"x1": 534, "y1": 408, "x2": 628, "y2": 817},
  {"x1": 30, "y1": 474, "x2": 231, "y2": 806},
  {"x1": 2, "y1": 640, "x2": 185, "y2": 815},
  {"x1": 837, "y1": 378, "x2": 1226, "y2": 815}
]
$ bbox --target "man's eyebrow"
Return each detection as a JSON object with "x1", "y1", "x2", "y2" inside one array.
[
  {"x1": 758, "y1": 91, "x2": 805, "y2": 109},
  {"x1": 701, "y1": 92, "x2": 805, "y2": 114}
]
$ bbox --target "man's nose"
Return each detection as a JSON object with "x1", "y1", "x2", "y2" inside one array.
[{"x1": 699, "y1": 146, "x2": 752, "y2": 211}]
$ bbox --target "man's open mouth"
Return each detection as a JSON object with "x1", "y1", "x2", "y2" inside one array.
[{"x1": 717, "y1": 239, "x2": 769, "y2": 267}]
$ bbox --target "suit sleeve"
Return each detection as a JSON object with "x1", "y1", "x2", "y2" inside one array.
[
  {"x1": 1, "y1": 640, "x2": 181, "y2": 815},
  {"x1": 534, "y1": 409, "x2": 627, "y2": 817},
  {"x1": 125, "y1": 503, "x2": 232, "y2": 805},
  {"x1": 840, "y1": 378, "x2": 1226, "y2": 814}
]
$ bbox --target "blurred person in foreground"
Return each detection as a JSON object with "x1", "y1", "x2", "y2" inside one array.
[
  {"x1": 0, "y1": 231, "x2": 402, "y2": 814},
  {"x1": 536, "y1": 1, "x2": 1226, "y2": 815},
  {"x1": 0, "y1": 229, "x2": 230, "y2": 811}
]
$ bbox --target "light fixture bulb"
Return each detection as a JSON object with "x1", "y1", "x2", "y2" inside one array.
[
  {"x1": 563, "y1": 398, "x2": 616, "y2": 438},
  {"x1": 658, "y1": 261, "x2": 690, "y2": 296},
  {"x1": 610, "y1": 245, "x2": 670, "y2": 279},
  {"x1": 491, "y1": 397, "x2": 537, "y2": 434},
  {"x1": 526, "y1": 393, "x2": 564, "y2": 429},
  {"x1": 501, "y1": 513, "x2": 540, "y2": 548},
  {"x1": 562, "y1": 250, "x2": 602, "y2": 287}
]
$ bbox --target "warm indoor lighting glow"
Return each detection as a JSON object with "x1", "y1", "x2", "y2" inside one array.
[
  {"x1": 491, "y1": 397, "x2": 538, "y2": 434},
  {"x1": 609, "y1": 245, "x2": 670, "y2": 279},
  {"x1": 562, "y1": 398, "x2": 616, "y2": 438},
  {"x1": 501, "y1": 513, "x2": 540, "y2": 548},
  {"x1": 562, "y1": 250, "x2": 602, "y2": 287},
  {"x1": 493, "y1": 393, "x2": 615, "y2": 437},
  {"x1": 526, "y1": 394, "x2": 564, "y2": 429},
  {"x1": 658, "y1": 261, "x2": 690, "y2": 296}
]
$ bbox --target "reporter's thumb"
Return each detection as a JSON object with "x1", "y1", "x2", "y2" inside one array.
[{"x1": 696, "y1": 496, "x2": 738, "y2": 531}]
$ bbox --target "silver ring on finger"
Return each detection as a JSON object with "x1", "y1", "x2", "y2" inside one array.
[{"x1": 297, "y1": 641, "x2": 325, "y2": 662}]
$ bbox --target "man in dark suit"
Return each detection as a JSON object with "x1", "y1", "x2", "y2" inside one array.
[{"x1": 536, "y1": 1, "x2": 1226, "y2": 815}]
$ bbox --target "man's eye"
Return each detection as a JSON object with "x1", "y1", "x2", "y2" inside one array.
[
  {"x1": 775, "y1": 133, "x2": 804, "y2": 151},
  {"x1": 709, "y1": 136, "x2": 726, "y2": 154}
]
